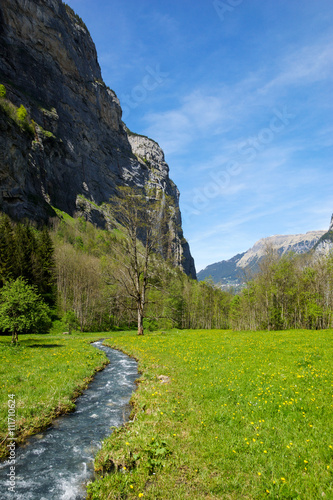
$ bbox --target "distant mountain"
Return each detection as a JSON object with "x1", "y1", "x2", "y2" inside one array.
[
  {"x1": 313, "y1": 215, "x2": 333, "y2": 254},
  {"x1": 198, "y1": 229, "x2": 327, "y2": 289},
  {"x1": 197, "y1": 253, "x2": 246, "y2": 288}
]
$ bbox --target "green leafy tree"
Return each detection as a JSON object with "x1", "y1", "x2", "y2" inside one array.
[
  {"x1": 0, "y1": 278, "x2": 51, "y2": 344},
  {"x1": 0, "y1": 84, "x2": 6, "y2": 98}
]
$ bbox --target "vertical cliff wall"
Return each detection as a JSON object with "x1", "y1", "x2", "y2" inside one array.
[{"x1": 0, "y1": 0, "x2": 196, "y2": 277}]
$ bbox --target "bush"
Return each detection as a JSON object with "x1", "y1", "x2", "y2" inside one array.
[
  {"x1": 0, "y1": 84, "x2": 6, "y2": 98},
  {"x1": 16, "y1": 104, "x2": 28, "y2": 122}
]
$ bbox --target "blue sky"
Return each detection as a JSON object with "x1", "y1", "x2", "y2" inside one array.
[{"x1": 65, "y1": 0, "x2": 333, "y2": 271}]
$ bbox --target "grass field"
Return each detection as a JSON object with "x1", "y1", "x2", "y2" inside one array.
[
  {"x1": 1, "y1": 329, "x2": 332, "y2": 499},
  {"x1": 0, "y1": 332, "x2": 108, "y2": 458},
  {"x1": 87, "y1": 329, "x2": 333, "y2": 500}
]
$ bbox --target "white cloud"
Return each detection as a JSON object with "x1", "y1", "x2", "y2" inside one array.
[
  {"x1": 259, "y1": 37, "x2": 333, "y2": 94},
  {"x1": 141, "y1": 34, "x2": 333, "y2": 161}
]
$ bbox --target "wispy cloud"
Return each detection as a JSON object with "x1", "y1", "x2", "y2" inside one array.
[
  {"x1": 259, "y1": 37, "x2": 333, "y2": 94},
  {"x1": 142, "y1": 35, "x2": 333, "y2": 160}
]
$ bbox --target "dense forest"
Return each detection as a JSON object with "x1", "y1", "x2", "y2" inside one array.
[
  {"x1": 1, "y1": 208, "x2": 333, "y2": 336},
  {"x1": 0, "y1": 213, "x2": 55, "y2": 305}
]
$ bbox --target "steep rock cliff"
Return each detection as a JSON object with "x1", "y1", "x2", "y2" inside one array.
[{"x1": 0, "y1": 0, "x2": 196, "y2": 277}]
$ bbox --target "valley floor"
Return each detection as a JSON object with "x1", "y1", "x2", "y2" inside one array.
[
  {"x1": 1, "y1": 329, "x2": 333, "y2": 499},
  {"x1": 91, "y1": 329, "x2": 333, "y2": 499}
]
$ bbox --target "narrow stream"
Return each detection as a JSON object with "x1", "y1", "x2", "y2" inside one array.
[{"x1": 0, "y1": 341, "x2": 139, "y2": 499}]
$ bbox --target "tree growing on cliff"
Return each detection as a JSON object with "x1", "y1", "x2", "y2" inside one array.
[
  {"x1": 0, "y1": 85, "x2": 6, "y2": 98},
  {"x1": 105, "y1": 186, "x2": 172, "y2": 335}
]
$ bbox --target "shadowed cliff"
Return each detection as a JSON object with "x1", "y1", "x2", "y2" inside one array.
[{"x1": 0, "y1": 0, "x2": 196, "y2": 278}]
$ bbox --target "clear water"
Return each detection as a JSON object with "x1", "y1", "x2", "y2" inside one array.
[{"x1": 0, "y1": 341, "x2": 138, "y2": 499}]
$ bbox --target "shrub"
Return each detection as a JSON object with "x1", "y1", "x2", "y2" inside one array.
[
  {"x1": 16, "y1": 104, "x2": 28, "y2": 122},
  {"x1": 0, "y1": 85, "x2": 6, "y2": 98}
]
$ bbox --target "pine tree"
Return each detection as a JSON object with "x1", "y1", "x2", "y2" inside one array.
[
  {"x1": 0, "y1": 214, "x2": 14, "y2": 286},
  {"x1": 13, "y1": 223, "x2": 36, "y2": 283},
  {"x1": 34, "y1": 227, "x2": 56, "y2": 305}
]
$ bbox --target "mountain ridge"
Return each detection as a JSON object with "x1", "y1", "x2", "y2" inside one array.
[{"x1": 198, "y1": 228, "x2": 329, "y2": 288}]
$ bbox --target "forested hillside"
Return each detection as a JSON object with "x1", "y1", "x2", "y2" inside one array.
[
  {"x1": 2, "y1": 208, "x2": 333, "y2": 335},
  {"x1": 0, "y1": 210, "x2": 231, "y2": 335}
]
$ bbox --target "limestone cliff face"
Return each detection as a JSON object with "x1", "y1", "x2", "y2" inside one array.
[
  {"x1": 127, "y1": 133, "x2": 196, "y2": 278},
  {"x1": 0, "y1": 0, "x2": 196, "y2": 278},
  {"x1": 236, "y1": 231, "x2": 326, "y2": 269},
  {"x1": 313, "y1": 214, "x2": 333, "y2": 256}
]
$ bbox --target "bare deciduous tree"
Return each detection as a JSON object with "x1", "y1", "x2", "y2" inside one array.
[{"x1": 105, "y1": 186, "x2": 172, "y2": 335}]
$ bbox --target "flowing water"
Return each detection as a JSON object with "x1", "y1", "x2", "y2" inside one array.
[{"x1": 0, "y1": 341, "x2": 139, "y2": 499}]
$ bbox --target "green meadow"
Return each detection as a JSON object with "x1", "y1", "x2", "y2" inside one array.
[
  {"x1": 0, "y1": 332, "x2": 107, "y2": 458},
  {"x1": 1, "y1": 329, "x2": 333, "y2": 499},
  {"x1": 89, "y1": 329, "x2": 333, "y2": 499}
]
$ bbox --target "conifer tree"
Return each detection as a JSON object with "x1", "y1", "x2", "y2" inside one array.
[
  {"x1": 35, "y1": 227, "x2": 56, "y2": 305},
  {"x1": 0, "y1": 214, "x2": 14, "y2": 286},
  {"x1": 13, "y1": 223, "x2": 36, "y2": 283}
]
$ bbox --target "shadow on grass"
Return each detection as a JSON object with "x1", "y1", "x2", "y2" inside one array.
[
  {"x1": 0, "y1": 340, "x2": 65, "y2": 349},
  {"x1": 27, "y1": 344, "x2": 65, "y2": 349}
]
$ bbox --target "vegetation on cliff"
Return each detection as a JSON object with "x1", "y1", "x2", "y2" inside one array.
[{"x1": 52, "y1": 203, "x2": 230, "y2": 333}]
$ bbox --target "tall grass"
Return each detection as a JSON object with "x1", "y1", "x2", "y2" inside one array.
[{"x1": 88, "y1": 329, "x2": 333, "y2": 499}]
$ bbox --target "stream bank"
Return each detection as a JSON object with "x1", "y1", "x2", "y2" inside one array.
[{"x1": 0, "y1": 341, "x2": 139, "y2": 499}]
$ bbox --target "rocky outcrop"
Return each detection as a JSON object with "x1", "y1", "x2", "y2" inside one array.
[
  {"x1": 313, "y1": 214, "x2": 333, "y2": 256},
  {"x1": 0, "y1": 0, "x2": 196, "y2": 277},
  {"x1": 127, "y1": 133, "x2": 196, "y2": 278}
]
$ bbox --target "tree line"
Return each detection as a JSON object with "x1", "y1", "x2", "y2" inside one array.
[
  {"x1": 53, "y1": 188, "x2": 232, "y2": 333},
  {"x1": 230, "y1": 247, "x2": 333, "y2": 331},
  {"x1": 1, "y1": 194, "x2": 333, "y2": 339},
  {"x1": 0, "y1": 188, "x2": 232, "y2": 340}
]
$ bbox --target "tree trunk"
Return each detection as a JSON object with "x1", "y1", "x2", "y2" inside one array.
[
  {"x1": 12, "y1": 329, "x2": 18, "y2": 344},
  {"x1": 137, "y1": 306, "x2": 144, "y2": 335}
]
